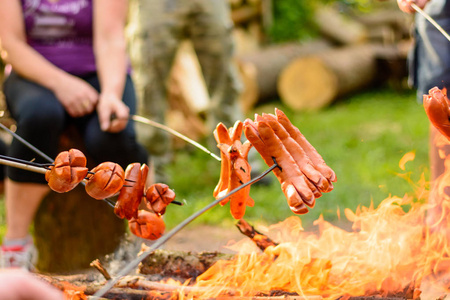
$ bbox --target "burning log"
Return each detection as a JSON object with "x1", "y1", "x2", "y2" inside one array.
[
  {"x1": 137, "y1": 247, "x2": 233, "y2": 279},
  {"x1": 235, "y1": 218, "x2": 278, "y2": 251},
  {"x1": 37, "y1": 273, "x2": 174, "y2": 300}
]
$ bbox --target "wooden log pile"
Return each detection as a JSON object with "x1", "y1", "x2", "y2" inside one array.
[
  {"x1": 167, "y1": 1, "x2": 414, "y2": 145},
  {"x1": 236, "y1": 2, "x2": 414, "y2": 112}
]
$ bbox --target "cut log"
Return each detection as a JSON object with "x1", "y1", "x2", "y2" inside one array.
[
  {"x1": 228, "y1": 0, "x2": 243, "y2": 9},
  {"x1": 231, "y1": 4, "x2": 261, "y2": 25},
  {"x1": 314, "y1": 5, "x2": 368, "y2": 45},
  {"x1": 277, "y1": 44, "x2": 397, "y2": 111},
  {"x1": 260, "y1": 0, "x2": 273, "y2": 34},
  {"x1": 169, "y1": 40, "x2": 210, "y2": 115},
  {"x1": 167, "y1": 40, "x2": 209, "y2": 146},
  {"x1": 233, "y1": 27, "x2": 261, "y2": 56},
  {"x1": 237, "y1": 39, "x2": 333, "y2": 111},
  {"x1": 351, "y1": 9, "x2": 413, "y2": 42}
]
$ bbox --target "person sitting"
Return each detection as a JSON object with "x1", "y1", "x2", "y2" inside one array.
[{"x1": 0, "y1": 0, "x2": 149, "y2": 270}]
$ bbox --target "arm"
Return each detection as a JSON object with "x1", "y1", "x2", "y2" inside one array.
[
  {"x1": 93, "y1": 0, "x2": 131, "y2": 132},
  {"x1": 0, "y1": 269, "x2": 63, "y2": 300},
  {"x1": 0, "y1": 0, "x2": 98, "y2": 117}
]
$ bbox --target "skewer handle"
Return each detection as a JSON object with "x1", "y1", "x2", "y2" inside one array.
[
  {"x1": 0, "y1": 158, "x2": 47, "y2": 174},
  {"x1": 411, "y1": 3, "x2": 450, "y2": 42}
]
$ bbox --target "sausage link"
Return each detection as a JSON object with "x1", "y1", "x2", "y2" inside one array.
[
  {"x1": 45, "y1": 148, "x2": 88, "y2": 193},
  {"x1": 85, "y1": 162, "x2": 125, "y2": 200},
  {"x1": 213, "y1": 123, "x2": 232, "y2": 198},
  {"x1": 115, "y1": 163, "x2": 143, "y2": 220},
  {"x1": 128, "y1": 210, "x2": 165, "y2": 240},
  {"x1": 243, "y1": 118, "x2": 314, "y2": 212},
  {"x1": 145, "y1": 183, "x2": 176, "y2": 215},
  {"x1": 276, "y1": 108, "x2": 337, "y2": 183},
  {"x1": 424, "y1": 87, "x2": 450, "y2": 141},
  {"x1": 218, "y1": 142, "x2": 254, "y2": 219},
  {"x1": 262, "y1": 113, "x2": 331, "y2": 193}
]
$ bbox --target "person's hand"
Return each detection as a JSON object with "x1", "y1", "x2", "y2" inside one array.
[
  {"x1": 96, "y1": 92, "x2": 129, "y2": 132},
  {"x1": 0, "y1": 269, "x2": 63, "y2": 300},
  {"x1": 397, "y1": 0, "x2": 430, "y2": 13},
  {"x1": 52, "y1": 73, "x2": 99, "y2": 118}
]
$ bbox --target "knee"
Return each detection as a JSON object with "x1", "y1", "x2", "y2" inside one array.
[
  {"x1": 85, "y1": 132, "x2": 147, "y2": 167},
  {"x1": 16, "y1": 101, "x2": 65, "y2": 131}
]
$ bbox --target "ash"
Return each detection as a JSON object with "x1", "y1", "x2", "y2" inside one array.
[{"x1": 102, "y1": 234, "x2": 156, "y2": 276}]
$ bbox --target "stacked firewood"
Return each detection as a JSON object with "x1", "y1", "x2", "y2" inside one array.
[
  {"x1": 237, "y1": 1, "x2": 415, "y2": 112},
  {"x1": 168, "y1": 1, "x2": 414, "y2": 145}
]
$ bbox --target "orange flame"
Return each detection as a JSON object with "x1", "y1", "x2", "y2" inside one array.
[{"x1": 186, "y1": 150, "x2": 450, "y2": 299}]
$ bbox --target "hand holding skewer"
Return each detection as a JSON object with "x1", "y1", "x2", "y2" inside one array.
[{"x1": 396, "y1": 0, "x2": 429, "y2": 14}]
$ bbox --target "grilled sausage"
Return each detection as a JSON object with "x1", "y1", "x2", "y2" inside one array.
[
  {"x1": 243, "y1": 118, "x2": 313, "y2": 213},
  {"x1": 275, "y1": 108, "x2": 337, "y2": 183},
  {"x1": 85, "y1": 162, "x2": 125, "y2": 200},
  {"x1": 128, "y1": 210, "x2": 165, "y2": 240},
  {"x1": 423, "y1": 87, "x2": 450, "y2": 142},
  {"x1": 45, "y1": 148, "x2": 88, "y2": 193},
  {"x1": 145, "y1": 183, "x2": 176, "y2": 215},
  {"x1": 262, "y1": 113, "x2": 331, "y2": 194},
  {"x1": 218, "y1": 142, "x2": 254, "y2": 219},
  {"x1": 114, "y1": 163, "x2": 146, "y2": 220}
]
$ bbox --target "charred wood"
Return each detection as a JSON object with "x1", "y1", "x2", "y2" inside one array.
[
  {"x1": 137, "y1": 247, "x2": 233, "y2": 279},
  {"x1": 235, "y1": 219, "x2": 278, "y2": 251}
]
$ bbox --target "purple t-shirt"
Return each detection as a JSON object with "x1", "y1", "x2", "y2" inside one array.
[{"x1": 22, "y1": 0, "x2": 96, "y2": 75}]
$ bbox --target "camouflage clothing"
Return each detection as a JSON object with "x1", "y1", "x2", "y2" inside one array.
[{"x1": 128, "y1": 0, "x2": 244, "y2": 158}]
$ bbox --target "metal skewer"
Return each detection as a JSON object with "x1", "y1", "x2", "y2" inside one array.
[
  {"x1": 0, "y1": 122, "x2": 53, "y2": 162},
  {"x1": 411, "y1": 3, "x2": 450, "y2": 42},
  {"x1": 0, "y1": 157, "x2": 48, "y2": 175},
  {"x1": 92, "y1": 161, "x2": 279, "y2": 298},
  {"x1": 0, "y1": 123, "x2": 128, "y2": 208},
  {"x1": 128, "y1": 114, "x2": 221, "y2": 162}
]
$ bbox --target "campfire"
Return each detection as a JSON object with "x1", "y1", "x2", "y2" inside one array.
[
  {"x1": 7, "y1": 101, "x2": 450, "y2": 299},
  {"x1": 41, "y1": 157, "x2": 450, "y2": 300}
]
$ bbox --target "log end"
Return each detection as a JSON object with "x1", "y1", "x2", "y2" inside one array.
[{"x1": 277, "y1": 56, "x2": 338, "y2": 111}]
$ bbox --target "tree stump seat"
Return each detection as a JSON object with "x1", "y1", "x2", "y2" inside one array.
[{"x1": 21, "y1": 125, "x2": 126, "y2": 273}]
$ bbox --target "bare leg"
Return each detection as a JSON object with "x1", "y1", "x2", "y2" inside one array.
[{"x1": 4, "y1": 179, "x2": 49, "y2": 240}]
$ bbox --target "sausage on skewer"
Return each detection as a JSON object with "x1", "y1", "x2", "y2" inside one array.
[
  {"x1": 145, "y1": 183, "x2": 176, "y2": 215},
  {"x1": 114, "y1": 163, "x2": 149, "y2": 220},
  {"x1": 45, "y1": 148, "x2": 88, "y2": 193},
  {"x1": 244, "y1": 118, "x2": 312, "y2": 213},
  {"x1": 423, "y1": 87, "x2": 450, "y2": 141},
  {"x1": 262, "y1": 113, "x2": 331, "y2": 194},
  {"x1": 85, "y1": 162, "x2": 125, "y2": 200},
  {"x1": 275, "y1": 109, "x2": 337, "y2": 184},
  {"x1": 128, "y1": 210, "x2": 165, "y2": 240}
]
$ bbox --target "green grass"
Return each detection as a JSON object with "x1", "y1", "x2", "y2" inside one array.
[
  {"x1": 0, "y1": 85, "x2": 430, "y2": 238},
  {"x1": 163, "y1": 86, "x2": 430, "y2": 231}
]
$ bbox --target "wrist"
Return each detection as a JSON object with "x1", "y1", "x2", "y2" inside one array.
[{"x1": 45, "y1": 69, "x2": 69, "y2": 93}]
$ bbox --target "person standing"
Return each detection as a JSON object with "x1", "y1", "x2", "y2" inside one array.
[
  {"x1": 396, "y1": 0, "x2": 450, "y2": 226},
  {"x1": 127, "y1": 0, "x2": 245, "y2": 181},
  {"x1": 0, "y1": 0, "x2": 149, "y2": 269}
]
